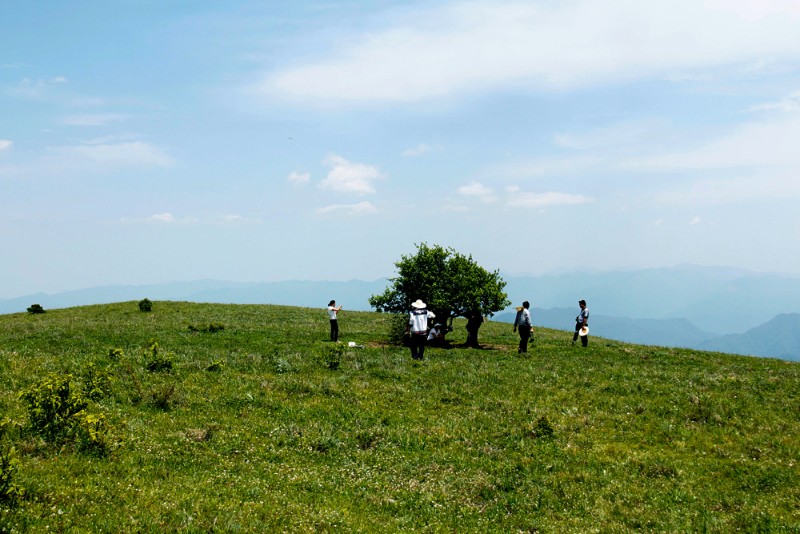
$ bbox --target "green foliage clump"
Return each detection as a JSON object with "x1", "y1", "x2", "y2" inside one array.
[
  {"x1": 107, "y1": 348, "x2": 124, "y2": 360},
  {"x1": 138, "y1": 298, "x2": 153, "y2": 312},
  {"x1": 82, "y1": 363, "x2": 114, "y2": 400},
  {"x1": 325, "y1": 344, "x2": 344, "y2": 370},
  {"x1": 144, "y1": 340, "x2": 173, "y2": 372},
  {"x1": 188, "y1": 323, "x2": 225, "y2": 333},
  {"x1": 0, "y1": 445, "x2": 23, "y2": 506},
  {"x1": 26, "y1": 303, "x2": 45, "y2": 314},
  {"x1": 73, "y1": 410, "x2": 115, "y2": 456},
  {"x1": 205, "y1": 360, "x2": 224, "y2": 372},
  {"x1": 530, "y1": 415, "x2": 555, "y2": 439},
  {"x1": 19, "y1": 374, "x2": 88, "y2": 443}
]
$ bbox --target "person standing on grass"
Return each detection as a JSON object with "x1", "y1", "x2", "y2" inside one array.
[
  {"x1": 513, "y1": 300, "x2": 532, "y2": 353},
  {"x1": 407, "y1": 299, "x2": 435, "y2": 360},
  {"x1": 327, "y1": 300, "x2": 342, "y2": 342},
  {"x1": 572, "y1": 299, "x2": 589, "y2": 347}
]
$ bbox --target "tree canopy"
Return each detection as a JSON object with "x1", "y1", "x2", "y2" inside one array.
[{"x1": 369, "y1": 243, "x2": 510, "y2": 321}]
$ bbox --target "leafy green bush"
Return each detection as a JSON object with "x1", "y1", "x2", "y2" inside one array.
[
  {"x1": 82, "y1": 363, "x2": 114, "y2": 400},
  {"x1": 73, "y1": 411, "x2": 115, "y2": 456},
  {"x1": 19, "y1": 374, "x2": 87, "y2": 443},
  {"x1": 138, "y1": 298, "x2": 153, "y2": 312},
  {"x1": 325, "y1": 344, "x2": 344, "y2": 370},
  {"x1": 0, "y1": 445, "x2": 23, "y2": 506},
  {"x1": 26, "y1": 304, "x2": 45, "y2": 314},
  {"x1": 144, "y1": 340, "x2": 173, "y2": 372}
]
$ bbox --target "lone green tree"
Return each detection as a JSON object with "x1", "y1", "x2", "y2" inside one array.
[{"x1": 369, "y1": 243, "x2": 510, "y2": 345}]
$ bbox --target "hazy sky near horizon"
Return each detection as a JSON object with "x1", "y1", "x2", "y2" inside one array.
[{"x1": 2, "y1": 0, "x2": 800, "y2": 298}]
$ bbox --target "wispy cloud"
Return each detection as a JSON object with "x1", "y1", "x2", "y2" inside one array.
[
  {"x1": 748, "y1": 90, "x2": 800, "y2": 113},
  {"x1": 287, "y1": 170, "x2": 310, "y2": 184},
  {"x1": 51, "y1": 140, "x2": 174, "y2": 169},
  {"x1": 402, "y1": 143, "x2": 432, "y2": 157},
  {"x1": 458, "y1": 181, "x2": 497, "y2": 203},
  {"x1": 0, "y1": 140, "x2": 11, "y2": 152},
  {"x1": 507, "y1": 191, "x2": 591, "y2": 209},
  {"x1": 256, "y1": 0, "x2": 800, "y2": 105},
  {"x1": 315, "y1": 201, "x2": 378, "y2": 216},
  {"x1": 61, "y1": 113, "x2": 129, "y2": 126},
  {"x1": 319, "y1": 154, "x2": 384, "y2": 194}
]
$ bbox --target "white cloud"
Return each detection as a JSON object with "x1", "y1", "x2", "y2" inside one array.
[
  {"x1": 52, "y1": 141, "x2": 174, "y2": 169},
  {"x1": 748, "y1": 90, "x2": 800, "y2": 113},
  {"x1": 257, "y1": 0, "x2": 800, "y2": 104},
  {"x1": 458, "y1": 181, "x2": 497, "y2": 203},
  {"x1": 690, "y1": 216, "x2": 702, "y2": 225},
  {"x1": 315, "y1": 201, "x2": 378, "y2": 216},
  {"x1": 402, "y1": 144, "x2": 431, "y2": 157},
  {"x1": 287, "y1": 171, "x2": 310, "y2": 184},
  {"x1": 150, "y1": 213, "x2": 175, "y2": 223},
  {"x1": 0, "y1": 140, "x2": 11, "y2": 151},
  {"x1": 61, "y1": 113, "x2": 128, "y2": 126},
  {"x1": 507, "y1": 191, "x2": 591, "y2": 209},
  {"x1": 629, "y1": 114, "x2": 800, "y2": 171},
  {"x1": 319, "y1": 154, "x2": 383, "y2": 194}
]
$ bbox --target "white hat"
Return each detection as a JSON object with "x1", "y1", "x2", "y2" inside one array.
[
  {"x1": 579, "y1": 326, "x2": 589, "y2": 337},
  {"x1": 411, "y1": 299, "x2": 427, "y2": 309}
]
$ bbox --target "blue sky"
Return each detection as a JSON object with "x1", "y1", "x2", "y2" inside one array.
[{"x1": 2, "y1": 0, "x2": 800, "y2": 298}]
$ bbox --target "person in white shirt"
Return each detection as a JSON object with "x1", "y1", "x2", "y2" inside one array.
[
  {"x1": 327, "y1": 300, "x2": 342, "y2": 342},
  {"x1": 407, "y1": 299, "x2": 435, "y2": 360},
  {"x1": 513, "y1": 300, "x2": 532, "y2": 353}
]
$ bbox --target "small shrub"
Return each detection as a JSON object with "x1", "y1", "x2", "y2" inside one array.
[
  {"x1": 148, "y1": 383, "x2": 177, "y2": 411},
  {"x1": 144, "y1": 340, "x2": 173, "y2": 373},
  {"x1": 26, "y1": 304, "x2": 45, "y2": 314},
  {"x1": 273, "y1": 358, "x2": 292, "y2": 374},
  {"x1": 0, "y1": 445, "x2": 24, "y2": 506},
  {"x1": 82, "y1": 363, "x2": 114, "y2": 400},
  {"x1": 325, "y1": 345, "x2": 344, "y2": 370},
  {"x1": 205, "y1": 360, "x2": 224, "y2": 372},
  {"x1": 138, "y1": 298, "x2": 153, "y2": 312},
  {"x1": 188, "y1": 323, "x2": 225, "y2": 333},
  {"x1": 73, "y1": 411, "x2": 115, "y2": 457},
  {"x1": 530, "y1": 415, "x2": 555, "y2": 439},
  {"x1": 19, "y1": 374, "x2": 88, "y2": 443}
]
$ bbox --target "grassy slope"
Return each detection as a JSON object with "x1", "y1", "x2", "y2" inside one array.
[{"x1": 1, "y1": 302, "x2": 798, "y2": 532}]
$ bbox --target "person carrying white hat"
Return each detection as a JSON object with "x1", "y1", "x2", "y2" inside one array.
[
  {"x1": 572, "y1": 299, "x2": 589, "y2": 347},
  {"x1": 407, "y1": 299, "x2": 436, "y2": 360}
]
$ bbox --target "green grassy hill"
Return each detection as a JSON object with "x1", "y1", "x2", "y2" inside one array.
[{"x1": 1, "y1": 302, "x2": 798, "y2": 532}]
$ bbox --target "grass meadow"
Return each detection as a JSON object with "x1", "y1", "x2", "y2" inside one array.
[{"x1": 1, "y1": 301, "x2": 798, "y2": 532}]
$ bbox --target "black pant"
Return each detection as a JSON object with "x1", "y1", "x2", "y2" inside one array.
[
  {"x1": 573, "y1": 324, "x2": 588, "y2": 347},
  {"x1": 410, "y1": 333, "x2": 427, "y2": 360},
  {"x1": 518, "y1": 325, "x2": 531, "y2": 353},
  {"x1": 330, "y1": 319, "x2": 338, "y2": 342}
]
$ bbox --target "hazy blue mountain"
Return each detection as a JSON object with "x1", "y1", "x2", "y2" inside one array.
[
  {"x1": 493, "y1": 308, "x2": 719, "y2": 349},
  {"x1": 3, "y1": 265, "x2": 800, "y2": 360},
  {"x1": 502, "y1": 265, "x2": 800, "y2": 334},
  {"x1": 698, "y1": 313, "x2": 800, "y2": 362}
]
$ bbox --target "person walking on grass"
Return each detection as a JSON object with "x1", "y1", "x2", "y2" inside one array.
[
  {"x1": 327, "y1": 300, "x2": 342, "y2": 342},
  {"x1": 513, "y1": 300, "x2": 533, "y2": 353},
  {"x1": 407, "y1": 299, "x2": 435, "y2": 360},
  {"x1": 572, "y1": 299, "x2": 589, "y2": 347}
]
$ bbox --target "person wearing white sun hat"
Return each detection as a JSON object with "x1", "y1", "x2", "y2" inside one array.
[{"x1": 407, "y1": 299, "x2": 436, "y2": 360}]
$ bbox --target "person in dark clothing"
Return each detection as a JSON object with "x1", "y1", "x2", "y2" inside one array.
[
  {"x1": 513, "y1": 301, "x2": 532, "y2": 353},
  {"x1": 327, "y1": 300, "x2": 342, "y2": 342},
  {"x1": 465, "y1": 311, "x2": 483, "y2": 348},
  {"x1": 572, "y1": 299, "x2": 589, "y2": 347}
]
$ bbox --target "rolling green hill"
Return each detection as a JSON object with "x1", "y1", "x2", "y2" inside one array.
[{"x1": 1, "y1": 302, "x2": 798, "y2": 532}]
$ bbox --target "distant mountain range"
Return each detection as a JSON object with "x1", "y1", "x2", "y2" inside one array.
[{"x1": 2, "y1": 265, "x2": 799, "y2": 361}]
